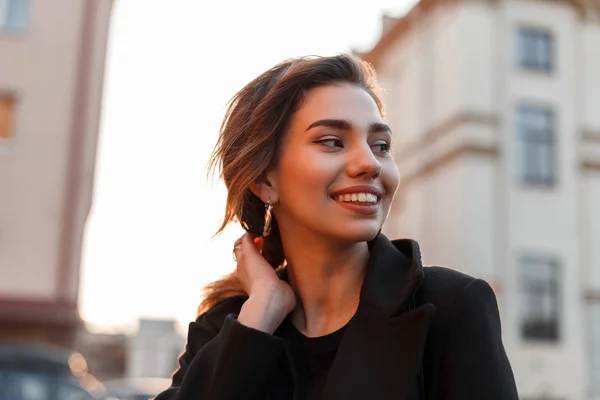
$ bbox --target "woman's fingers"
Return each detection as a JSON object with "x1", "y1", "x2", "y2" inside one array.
[
  {"x1": 234, "y1": 233, "x2": 263, "y2": 263},
  {"x1": 232, "y1": 236, "x2": 243, "y2": 261},
  {"x1": 233, "y1": 233, "x2": 296, "y2": 318},
  {"x1": 241, "y1": 233, "x2": 258, "y2": 256}
]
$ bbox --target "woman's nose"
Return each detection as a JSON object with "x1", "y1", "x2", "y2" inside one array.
[{"x1": 346, "y1": 143, "x2": 382, "y2": 179}]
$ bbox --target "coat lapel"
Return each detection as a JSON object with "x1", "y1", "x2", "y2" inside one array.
[{"x1": 321, "y1": 234, "x2": 435, "y2": 400}]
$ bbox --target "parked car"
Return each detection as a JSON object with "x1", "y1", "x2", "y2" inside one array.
[
  {"x1": 0, "y1": 343, "x2": 104, "y2": 400},
  {"x1": 101, "y1": 378, "x2": 171, "y2": 400}
]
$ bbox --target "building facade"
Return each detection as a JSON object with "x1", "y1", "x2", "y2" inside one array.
[
  {"x1": 0, "y1": 0, "x2": 114, "y2": 348},
  {"x1": 126, "y1": 319, "x2": 185, "y2": 379},
  {"x1": 364, "y1": 0, "x2": 600, "y2": 398},
  {"x1": 76, "y1": 330, "x2": 127, "y2": 381}
]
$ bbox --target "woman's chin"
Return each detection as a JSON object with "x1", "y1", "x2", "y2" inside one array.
[{"x1": 333, "y1": 224, "x2": 382, "y2": 243}]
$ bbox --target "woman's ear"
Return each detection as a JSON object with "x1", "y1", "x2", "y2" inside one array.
[{"x1": 249, "y1": 171, "x2": 279, "y2": 204}]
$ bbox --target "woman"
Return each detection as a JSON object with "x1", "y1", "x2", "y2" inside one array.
[{"x1": 155, "y1": 54, "x2": 518, "y2": 400}]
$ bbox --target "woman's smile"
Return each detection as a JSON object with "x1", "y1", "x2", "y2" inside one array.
[
  {"x1": 332, "y1": 199, "x2": 379, "y2": 215},
  {"x1": 330, "y1": 185, "x2": 383, "y2": 216}
]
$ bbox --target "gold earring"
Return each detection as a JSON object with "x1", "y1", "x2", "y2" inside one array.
[{"x1": 263, "y1": 199, "x2": 273, "y2": 237}]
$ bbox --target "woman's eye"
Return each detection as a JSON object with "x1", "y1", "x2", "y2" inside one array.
[
  {"x1": 372, "y1": 142, "x2": 391, "y2": 153},
  {"x1": 315, "y1": 138, "x2": 343, "y2": 148}
]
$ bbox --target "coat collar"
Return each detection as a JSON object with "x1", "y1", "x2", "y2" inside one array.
[
  {"x1": 277, "y1": 232, "x2": 425, "y2": 316},
  {"x1": 279, "y1": 233, "x2": 435, "y2": 400},
  {"x1": 360, "y1": 232, "x2": 425, "y2": 317}
]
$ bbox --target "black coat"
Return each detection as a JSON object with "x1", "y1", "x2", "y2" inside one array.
[{"x1": 155, "y1": 234, "x2": 519, "y2": 399}]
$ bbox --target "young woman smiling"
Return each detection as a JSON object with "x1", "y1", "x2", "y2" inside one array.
[{"x1": 155, "y1": 54, "x2": 518, "y2": 400}]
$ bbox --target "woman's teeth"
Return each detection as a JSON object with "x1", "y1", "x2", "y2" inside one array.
[{"x1": 334, "y1": 193, "x2": 378, "y2": 204}]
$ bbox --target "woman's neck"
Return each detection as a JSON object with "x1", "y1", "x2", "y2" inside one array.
[{"x1": 280, "y1": 231, "x2": 370, "y2": 337}]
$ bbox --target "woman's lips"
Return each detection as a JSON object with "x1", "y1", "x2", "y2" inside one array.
[{"x1": 332, "y1": 198, "x2": 379, "y2": 215}]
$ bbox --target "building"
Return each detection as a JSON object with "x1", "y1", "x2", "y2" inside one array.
[
  {"x1": 126, "y1": 318, "x2": 185, "y2": 379},
  {"x1": 76, "y1": 330, "x2": 127, "y2": 381},
  {"x1": 364, "y1": 0, "x2": 600, "y2": 398},
  {"x1": 0, "y1": 0, "x2": 114, "y2": 348}
]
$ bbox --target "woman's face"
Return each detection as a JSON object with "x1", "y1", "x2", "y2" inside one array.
[{"x1": 267, "y1": 83, "x2": 400, "y2": 244}]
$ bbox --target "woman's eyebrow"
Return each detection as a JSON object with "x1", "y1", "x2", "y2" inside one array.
[
  {"x1": 305, "y1": 119, "x2": 392, "y2": 134},
  {"x1": 369, "y1": 122, "x2": 392, "y2": 134},
  {"x1": 305, "y1": 119, "x2": 352, "y2": 131}
]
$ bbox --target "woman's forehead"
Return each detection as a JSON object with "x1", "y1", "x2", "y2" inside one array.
[{"x1": 291, "y1": 84, "x2": 384, "y2": 129}]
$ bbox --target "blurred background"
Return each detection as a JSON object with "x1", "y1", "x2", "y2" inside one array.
[{"x1": 1, "y1": 0, "x2": 599, "y2": 399}]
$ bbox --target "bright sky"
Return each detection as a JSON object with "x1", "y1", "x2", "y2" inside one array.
[{"x1": 79, "y1": 0, "x2": 415, "y2": 335}]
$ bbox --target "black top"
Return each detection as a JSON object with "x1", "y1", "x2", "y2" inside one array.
[
  {"x1": 280, "y1": 319, "x2": 347, "y2": 399},
  {"x1": 154, "y1": 234, "x2": 519, "y2": 399}
]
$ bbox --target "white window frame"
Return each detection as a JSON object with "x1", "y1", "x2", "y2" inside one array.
[
  {"x1": 516, "y1": 105, "x2": 556, "y2": 186},
  {"x1": 516, "y1": 26, "x2": 554, "y2": 71},
  {"x1": 519, "y1": 254, "x2": 560, "y2": 342}
]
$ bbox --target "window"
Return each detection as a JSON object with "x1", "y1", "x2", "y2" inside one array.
[
  {"x1": 520, "y1": 255, "x2": 559, "y2": 341},
  {"x1": 0, "y1": 0, "x2": 29, "y2": 32},
  {"x1": 517, "y1": 106, "x2": 556, "y2": 185},
  {"x1": 0, "y1": 96, "x2": 15, "y2": 139},
  {"x1": 517, "y1": 27, "x2": 553, "y2": 71}
]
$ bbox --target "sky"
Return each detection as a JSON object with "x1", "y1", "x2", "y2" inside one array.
[{"x1": 79, "y1": 0, "x2": 415, "y2": 335}]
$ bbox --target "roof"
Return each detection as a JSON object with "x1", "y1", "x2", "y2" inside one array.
[{"x1": 360, "y1": 0, "x2": 600, "y2": 68}]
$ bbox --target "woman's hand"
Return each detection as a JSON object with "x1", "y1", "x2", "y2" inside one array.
[{"x1": 234, "y1": 233, "x2": 296, "y2": 334}]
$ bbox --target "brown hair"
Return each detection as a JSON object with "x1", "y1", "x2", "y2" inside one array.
[{"x1": 199, "y1": 54, "x2": 384, "y2": 315}]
